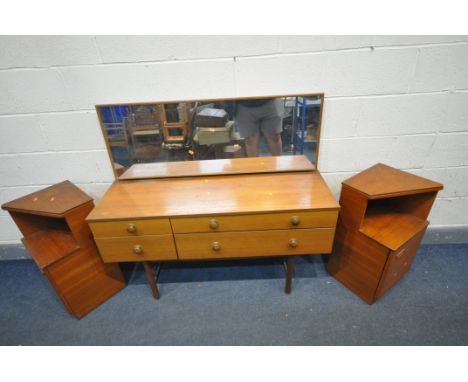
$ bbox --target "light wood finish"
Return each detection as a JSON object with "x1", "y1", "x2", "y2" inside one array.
[
  {"x1": 89, "y1": 218, "x2": 172, "y2": 238},
  {"x1": 328, "y1": 163, "x2": 443, "y2": 304},
  {"x1": 86, "y1": 156, "x2": 339, "y2": 297},
  {"x1": 171, "y1": 210, "x2": 338, "y2": 233},
  {"x1": 119, "y1": 155, "x2": 314, "y2": 180},
  {"x1": 87, "y1": 171, "x2": 339, "y2": 222},
  {"x1": 174, "y1": 228, "x2": 335, "y2": 260},
  {"x1": 2, "y1": 182, "x2": 126, "y2": 319},
  {"x1": 95, "y1": 235, "x2": 177, "y2": 262}
]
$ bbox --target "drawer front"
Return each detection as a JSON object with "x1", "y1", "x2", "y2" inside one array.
[
  {"x1": 171, "y1": 210, "x2": 338, "y2": 234},
  {"x1": 374, "y1": 226, "x2": 427, "y2": 300},
  {"x1": 95, "y1": 235, "x2": 177, "y2": 262},
  {"x1": 175, "y1": 228, "x2": 335, "y2": 260},
  {"x1": 89, "y1": 218, "x2": 172, "y2": 238}
]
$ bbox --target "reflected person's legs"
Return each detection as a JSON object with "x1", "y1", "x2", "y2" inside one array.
[
  {"x1": 245, "y1": 130, "x2": 260, "y2": 157},
  {"x1": 264, "y1": 132, "x2": 282, "y2": 156},
  {"x1": 260, "y1": 99, "x2": 284, "y2": 156},
  {"x1": 236, "y1": 103, "x2": 260, "y2": 157}
]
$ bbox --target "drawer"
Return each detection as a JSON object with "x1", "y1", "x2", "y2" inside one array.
[
  {"x1": 374, "y1": 226, "x2": 427, "y2": 300},
  {"x1": 89, "y1": 218, "x2": 172, "y2": 238},
  {"x1": 175, "y1": 228, "x2": 335, "y2": 260},
  {"x1": 95, "y1": 235, "x2": 177, "y2": 262},
  {"x1": 171, "y1": 210, "x2": 338, "y2": 233}
]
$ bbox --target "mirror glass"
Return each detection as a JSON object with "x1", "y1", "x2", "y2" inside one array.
[{"x1": 96, "y1": 94, "x2": 324, "y2": 177}]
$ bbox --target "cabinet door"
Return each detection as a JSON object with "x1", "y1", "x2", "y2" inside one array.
[{"x1": 374, "y1": 226, "x2": 427, "y2": 300}]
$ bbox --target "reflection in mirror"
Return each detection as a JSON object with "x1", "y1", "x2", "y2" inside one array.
[{"x1": 96, "y1": 94, "x2": 324, "y2": 177}]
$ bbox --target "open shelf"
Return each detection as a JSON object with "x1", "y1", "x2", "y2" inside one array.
[
  {"x1": 360, "y1": 207, "x2": 428, "y2": 251},
  {"x1": 22, "y1": 228, "x2": 80, "y2": 270}
]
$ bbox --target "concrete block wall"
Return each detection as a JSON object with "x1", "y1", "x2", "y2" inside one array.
[{"x1": 1, "y1": 35, "x2": 468, "y2": 254}]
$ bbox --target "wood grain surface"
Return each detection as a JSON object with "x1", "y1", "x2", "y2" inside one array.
[
  {"x1": 328, "y1": 164, "x2": 442, "y2": 304},
  {"x1": 374, "y1": 227, "x2": 427, "y2": 300},
  {"x1": 175, "y1": 228, "x2": 335, "y2": 260},
  {"x1": 21, "y1": 228, "x2": 80, "y2": 270},
  {"x1": 87, "y1": 171, "x2": 339, "y2": 221},
  {"x1": 3, "y1": 184, "x2": 126, "y2": 319},
  {"x1": 2, "y1": 181, "x2": 92, "y2": 217},
  {"x1": 89, "y1": 218, "x2": 172, "y2": 238},
  {"x1": 360, "y1": 209, "x2": 428, "y2": 251},
  {"x1": 95, "y1": 235, "x2": 177, "y2": 262},
  {"x1": 343, "y1": 163, "x2": 443, "y2": 199},
  {"x1": 328, "y1": 220, "x2": 390, "y2": 304},
  {"x1": 171, "y1": 210, "x2": 338, "y2": 233},
  {"x1": 119, "y1": 155, "x2": 314, "y2": 180}
]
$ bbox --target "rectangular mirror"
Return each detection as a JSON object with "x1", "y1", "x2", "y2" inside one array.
[{"x1": 96, "y1": 93, "x2": 324, "y2": 178}]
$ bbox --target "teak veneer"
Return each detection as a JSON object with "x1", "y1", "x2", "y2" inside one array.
[
  {"x1": 327, "y1": 163, "x2": 443, "y2": 304},
  {"x1": 2, "y1": 181, "x2": 126, "y2": 319},
  {"x1": 118, "y1": 155, "x2": 314, "y2": 180},
  {"x1": 86, "y1": 156, "x2": 340, "y2": 298}
]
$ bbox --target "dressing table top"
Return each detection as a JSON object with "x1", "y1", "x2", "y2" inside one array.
[{"x1": 87, "y1": 157, "x2": 338, "y2": 222}]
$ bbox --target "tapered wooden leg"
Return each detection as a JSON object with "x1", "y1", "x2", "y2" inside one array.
[
  {"x1": 285, "y1": 256, "x2": 295, "y2": 294},
  {"x1": 143, "y1": 261, "x2": 161, "y2": 299}
]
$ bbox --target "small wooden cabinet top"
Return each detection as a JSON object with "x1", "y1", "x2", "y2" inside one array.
[
  {"x1": 343, "y1": 163, "x2": 443, "y2": 199},
  {"x1": 2, "y1": 180, "x2": 92, "y2": 218}
]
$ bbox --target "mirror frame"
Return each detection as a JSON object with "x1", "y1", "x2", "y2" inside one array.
[{"x1": 95, "y1": 92, "x2": 325, "y2": 179}]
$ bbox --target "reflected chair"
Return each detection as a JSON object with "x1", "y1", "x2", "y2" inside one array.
[
  {"x1": 126, "y1": 111, "x2": 162, "y2": 162},
  {"x1": 159, "y1": 103, "x2": 190, "y2": 146},
  {"x1": 102, "y1": 122, "x2": 131, "y2": 167}
]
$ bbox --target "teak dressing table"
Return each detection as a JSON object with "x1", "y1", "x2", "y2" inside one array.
[{"x1": 86, "y1": 156, "x2": 340, "y2": 298}]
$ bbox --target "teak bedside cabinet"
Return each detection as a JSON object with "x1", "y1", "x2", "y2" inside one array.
[
  {"x1": 2, "y1": 181, "x2": 126, "y2": 319},
  {"x1": 86, "y1": 156, "x2": 340, "y2": 298},
  {"x1": 327, "y1": 164, "x2": 443, "y2": 304}
]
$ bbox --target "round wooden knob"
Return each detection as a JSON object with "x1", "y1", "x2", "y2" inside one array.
[
  {"x1": 212, "y1": 241, "x2": 221, "y2": 251},
  {"x1": 291, "y1": 216, "x2": 300, "y2": 226},
  {"x1": 288, "y1": 238, "x2": 298, "y2": 248},
  {"x1": 209, "y1": 218, "x2": 219, "y2": 229},
  {"x1": 127, "y1": 223, "x2": 137, "y2": 233},
  {"x1": 133, "y1": 244, "x2": 143, "y2": 254}
]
